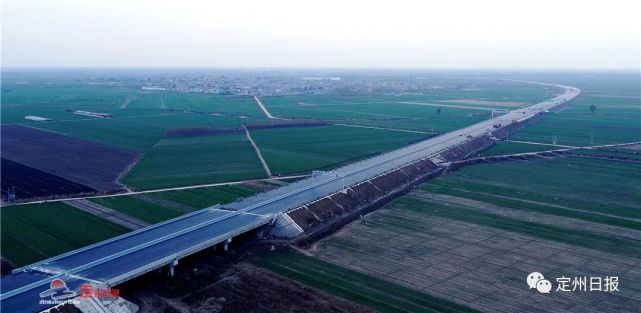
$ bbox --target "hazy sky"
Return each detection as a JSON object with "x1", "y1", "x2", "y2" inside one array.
[{"x1": 2, "y1": 0, "x2": 639, "y2": 69}]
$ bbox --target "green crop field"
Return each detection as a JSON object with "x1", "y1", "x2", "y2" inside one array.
[
  {"x1": 28, "y1": 112, "x2": 249, "y2": 151},
  {"x1": 0, "y1": 202, "x2": 129, "y2": 267},
  {"x1": 1, "y1": 83, "x2": 262, "y2": 124},
  {"x1": 512, "y1": 75, "x2": 641, "y2": 146},
  {"x1": 0, "y1": 184, "x2": 260, "y2": 267},
  {"x1": 151, "y1": 185, "x2": 260, "y2": 209},
  {"x1": 393, "y1": 196, "x2": 641, "y2": 257},
  {"x1": 90, "y1": 196, "x2": 184, "y2": 224},
  {"x1": 422, "y1": 157, "x2": 641, "y2": 222},
  {"x1": 478, "y1": 141, "x2": 561, "y2": 156},
  {"x1": 1, "y1": 84, "x2": 131, "y2": 124},
  {"x1": 262, "y1": 79, "x2": 553, "y2": 111},
  {"x1": 263, "y1": 98, "x2": 504, "y2": 133},
  {"x1": 252, "y1": 250, "x2": 479, "y2": 313},
  {"x1": 122, "y1": 134, "x2": 267, "y2": 189},
  {"x1": 260, "y1": 80, "x2": 554, "y2": 133},
  {"x1": 127, "y1": 92, "x2": 262, "y2": 115},
  {"x1": 1, "y1": 81, "x2": 266, "y2": 151},
  {"x1": 250, "y1": 125, "x2": 427, "y2": 175}
]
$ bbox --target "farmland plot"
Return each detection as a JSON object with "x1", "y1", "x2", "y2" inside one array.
[
  {"x1": 1, "y1": 158, "x2": 95, "y2": 199},
  {"x1": 512, "y1": 75, "x2": 641, "y2": 146},
  {"x1": 122, "y1": 134, "x2": 266, "y2": 190},
  {"x1": 127, "y1": 92, "x2": 262, "y2": 115},
  {"x1": 252, "y1": 250, "x2": 480, "y2": 313},
  {"x1": 0, "y1": 202, "x2": 129, "y2": 267},
  {"x1": 150, "y1": 185, "x2": 260, "y2": 209},
  {"x1": 312, "y1": 161, "x2": 641, "y2": 312},
  {"x1": 31, "y1": 112, "x2": 246, "y2": 151},
  {"x1": 90, "y1": 196, "x2": 184, "y2": 224},
  {"x1": 1, "y1": 125, "x2": 138, "y2": 193},
  {"x1": 250, "y1": 125, "x2": 426, "y2": 175}
]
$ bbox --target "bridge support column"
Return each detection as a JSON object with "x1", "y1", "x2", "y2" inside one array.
[
  {"x1": 168, "y1": 259, "x2": 178, "y2": 277},
  {"x1": 224, "y1": 237, "x2": 232, "y2": 251}
]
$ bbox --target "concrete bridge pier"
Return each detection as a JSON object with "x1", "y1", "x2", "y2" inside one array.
[
  {"x1": 168, "y1": 259, "x2": 178, "y2": 277},
  {"x1": 224, "y1": 237, "x2": 232, "y2": 251}
]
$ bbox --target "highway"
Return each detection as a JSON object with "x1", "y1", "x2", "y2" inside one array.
[{"x1": 0, "y1": 83, "x2": 580, "y2": 313}]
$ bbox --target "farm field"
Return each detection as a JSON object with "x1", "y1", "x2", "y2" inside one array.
[
  {"x1": 1, "y1": 125, "x2": 138, "y2": 192},
  {"x1": 1, "y1": 84, "x2": 132, "y2": 124},
  {"x1": 0, "y1": 183, "x2": 262, "y2": 268},
  {"x1": 122, "y1": 134, "x2": 267, "y2": 190},
  {"x1": 0, "y1": 202, "x2": 129, "y2": 267},
  {"x1": 478, "y1": 141, "x2": 561, "y2": 157},
  {"x1": 90, "y1": 196, "x2": 184, "y2": 224},
  {"x1": 1, "y1": 80, "x2": 267, "y2": 152},
  {"x1": 250, "y1": 125, "x2": 427, "y2": 175},
  {"x1": 571, "y1": 146, "x2": 641, "y2": 161},
  {"x1": 126, "y1": 92, "x2": 262, "y2": 115},
  {"x1": 423, "y1": 157, "x2": 641, "y2": 222},
  {"x1": 252, "y1": 250, "x2": 479, "y2": 313},
  {"x1": 1, "y1": 158, "x2": 95, "y2": 199},
  {"x1": 1, "y1": 81, "x2": 263, "y2": 124},
  {"x1": 260, "y1": 80, "x2": 555, "y2": 132},
  {"x1": 263, "y1": 98, "x2": 494, "y2": 133},
  {"x1": 28, "y1": 112, "x2": 249, "y2": 151},
  {"x1": 512, "y1": 75, "x2": 641, "y2": 146},
  {"x1": 150, "y1": 184, "x2": 261, "y2": 209},
  {"x1": 310, "y1": 157, "x2": 641, "y2": 312},
  {"x1": 262, "y1": 79, "x2": 554, "y2": 110}
]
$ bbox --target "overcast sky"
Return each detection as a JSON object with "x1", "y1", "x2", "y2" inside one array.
[{"x1": 2, "y1": 0, "x2": 639, "y2": 69}]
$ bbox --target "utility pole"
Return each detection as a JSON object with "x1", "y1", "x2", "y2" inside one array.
[{"x1": 6, "y1": 187, "x2": 16, "y2": 203}]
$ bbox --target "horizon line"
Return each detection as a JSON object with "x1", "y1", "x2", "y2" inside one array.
[{"x1": 2, "y1": 66, "x2": 638, "y2": 72}]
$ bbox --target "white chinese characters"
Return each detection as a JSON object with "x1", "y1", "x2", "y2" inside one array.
[{"x1": 527, "y1": 272, "x2": 619, "y2": 294}]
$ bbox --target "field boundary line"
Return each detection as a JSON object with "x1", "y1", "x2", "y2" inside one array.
[
  {"x1": 119, "y1": 97, "x2": 133, "y2": 109},
  {"x1": 397, "y1": 101, "x2": 499, "y2": 111},
  {"x1": 64, "y1": 199, "x2": 150, "y2": 230},
  {"x1": 243, "y1": 125, "x2": 273, "y2": 177},
  {"x1": 504, "y1": 139, "x2": 576, "y2": 148},
  {"x1": 331, "y1": 123, "x2": 431, "y2": 134},
  {"x1": 116, "y1": 139, "x2": 164, "y2": 192},
  {"x1": 5, "y1": 175, "x2": 310, "y2": 207},
  {"x1": 254, "y1": 96, "x2": 278, "y2": 119}
]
